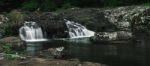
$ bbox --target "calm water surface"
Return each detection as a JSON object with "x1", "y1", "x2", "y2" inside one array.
[{"x1": 26, "y1": 34, "x2": 150, "y2": 66}]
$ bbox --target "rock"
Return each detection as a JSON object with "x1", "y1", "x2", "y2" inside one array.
[
  {"x1": 26, "y1": 12, "x2": 68, "y2": 38},
  {"x1": 59, "y1": 8, "x2": 116, "y2": 32},
  {"x1": 0, "y1": 57, "x2": 108, "y2": 66},
  {"x1": 18, "y1": 61, "x2": 30, "y2": 65},
  {"x1": 31, "y1": 58, "x2": 46, "y2": 62},
  {"x1": 0, "y1": 53, "x2": 5, "y2": 60},
  {"x1": 91, "y1": 31, "x2": 132, "y2": 42},
  {"x1": 0, "y1": 36, "x2": 25, "y2": 51},
  {"x1": 104, "y1": 6, "x2": 150, "y2": 32},
  {"x1": 59, "y1": 6, "x2": 150, "y2": 32},
  {"x1": 0, "y1": 6, "x2": 147, "y2": 39},
  {"x1": 0, "y1": 14, "x2": 8, "y2": 24},
  {"x1": 81, "y1": 62, "x2": 102, "y2": 66},
  {"x1": 0, "y1": 29, "x2": 4, "y2": 38},
  {"x1": 68, "y1": 58, "x2": 79, "y2": 61},
  {"x1": 2, "y1": 6, "x2": 148, "y2": 38},
  {"x1": 117, "y1": 31, "x2": 133, "y2": 39},
  {"x1": 39, "y1": 47, "x2": 65, "y2": 59},
  {"x1": 0, "y1": 45, "x2": 3, "y2": 53},
  {"x1": 6, "y1": 53, "x2": 26, "y2": 60},
  {"x1": 0, "y1": 53, "x2": 26, "y2": 60},
  {"x1": 0, "y1": 37, "x2": 20, "y2": 43},
  {"x1": 0, "y1": 14, "x2": 8, "y2": 38}
]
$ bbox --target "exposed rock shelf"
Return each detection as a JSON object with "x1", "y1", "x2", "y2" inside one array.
[
  {"x1": 0, "y1": 6, "x2": 149, "y2": 40},
  {"x1": 91, "y1": 31, "x2": 133, "y2": 42},
  {"x1": 0, "y1": 58, "x2": 107, "y2": 66}
]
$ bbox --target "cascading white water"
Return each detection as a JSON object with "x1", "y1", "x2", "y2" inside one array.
[
  {"x1": 65, "y1": 20, "x2": 95, "y2": 38},
  {"x1": 20, "y1": 20, "x2": 94, "y2": 42},
  {"x1": 19, "y1": 21, "x2": 48, "y2": 42}
]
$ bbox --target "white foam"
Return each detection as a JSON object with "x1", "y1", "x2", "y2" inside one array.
[{"x1": 65, "y1": 20, "x2": 95, "y2": 38}]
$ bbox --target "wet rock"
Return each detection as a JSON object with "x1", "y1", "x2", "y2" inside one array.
[
  {"x1": 91, "y1": 31, "x2": 132, "y2": 42},
  {"x1": 39, "y1": 47, "x2": 65, "y2": 59},
  {"x1": 31, "y1": 58, "x2": 46, "y2": 62},
  {"x1": 2, "y1": 6, "x2": 148, "y2": 38},
  {"x1": 59, "y1": 8, "x2": 116, "y2": 32},
  {"x1": 81, "y1": 62, "x2": 104, "y2": 66},
  {"x1": 26, "y1": 12, "x2": 68, "y2": 38}
]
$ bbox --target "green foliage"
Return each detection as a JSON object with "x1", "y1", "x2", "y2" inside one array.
[
  {"x1": 22, "y1": 0, "x2": 38, "y2": 11},
  {"x1": 3, "y1": 43, "x2": 17, "y2": 60},
  {"x1": 2, "y1": 42, "x2": 26, "y2": 60},
  {"x1": 104, "y1": 0, "x2": 119, "y2": 7},
  {"x1": 41, "y1": 0, "x2": 57, "y2": 11},
  {"x1": 7, "y1": 10, "x2": 25, "y2": 26},
  {"x1": 54, "y1": 3, "x2": 74, "y2": 15},
  {"x1": 143, "y1": 3, "x2": 150, "y2": 6},
  {"x1": 61, "y1": 3, "x2": 73, "y2": 9},
  {"x1": 3, "y1": 43, "x2": 14, "y2": 54},
  {"x1": 3, "y1": 10, "x2": 25, "y2": 36},
  {"x1": 0, "y1": 0, "x2": 149, "y2": 12}
]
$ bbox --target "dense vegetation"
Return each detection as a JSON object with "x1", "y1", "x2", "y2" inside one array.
[{"x1": 0, "y1": 0, "x2": 149, "y2": 12}]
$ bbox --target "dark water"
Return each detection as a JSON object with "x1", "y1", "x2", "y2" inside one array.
[{"x1": 26, "y1": 34, "x2": 150, "y2": 66}]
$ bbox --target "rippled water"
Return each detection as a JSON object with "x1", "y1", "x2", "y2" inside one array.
[{"x1": 26, "y1": 33, "x2": 150, "y2": 66}]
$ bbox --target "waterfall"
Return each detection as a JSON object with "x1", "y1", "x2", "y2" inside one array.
[
  {"x1": 19, "y1": 21, "x2": 47, "y2": 42},
  {"x1": 65, "y1": 20, "x2": 95, "y2": 38}
]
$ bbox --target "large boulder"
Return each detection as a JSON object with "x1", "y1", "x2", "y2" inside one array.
[
  {"x1": 91, "y1": 31, "x2": 133, "y2": 42},
  {"x1": 59, "y1": 8, "x2": 116, "y2": 32},
  {"x1": 0, "y1": 37, "x2": 25, "y2": 51},
  {"x1": 25, "y1": 6, "x2": 150, "y2": 38},
  {"x1": 59, "y1": 6, "x2": 150, "y2": 32},
  {"x1": 104, "y1": 6, "x2": 150, "y2": 32},
  {"x1": 39, "y1": 47, "x2": 65, "y2": 59},
  {"x1": 26, "y1": 12, "x2": 68, "y2": 38}
]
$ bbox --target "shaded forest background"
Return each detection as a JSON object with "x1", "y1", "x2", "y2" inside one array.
[{"x1": 0, "y1": 0, "x2": 149, "y2": 12}]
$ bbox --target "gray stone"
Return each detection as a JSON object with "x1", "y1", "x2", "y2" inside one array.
[
  {"x1": 91, "y1": 31, "x2": 132, "y2": 42},
  {"x1": 59, "y1": 6, "x2": 150, "y2": 32},
  {"x1": 24, "y1": 6, "x2": 150, "y2": 38},
  {"x1": 0, "y1": 53, "x2": 5, "y2": 60},
  {"x1": 0, "y1": 37, "x2": 25, "y2": 51},
  {"x1": 0, "y1": 14, "x2": 8, "y2": 38}
]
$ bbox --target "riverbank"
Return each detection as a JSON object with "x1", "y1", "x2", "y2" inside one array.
[{"x1": 0, "y1": 57, "x2": 107, "y2": 66}]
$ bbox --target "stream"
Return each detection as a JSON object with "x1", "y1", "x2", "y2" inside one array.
[
  {"x1": 20, "y1": 21, "x2": 150, "y2": 66},
  {"x1": 24, "y1": 33, "x2": 150, "y2": 66}
]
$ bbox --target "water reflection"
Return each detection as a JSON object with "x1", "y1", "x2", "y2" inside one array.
[
  {"x1": 65, "y1": 34, "x2": 150, "y2": 66},
  {"x1": 25, "y1": 34, "x2": 150, "y2": 66},
  {"x1": 26, "y1": 43, "x2": 42, "y2": 56}
]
